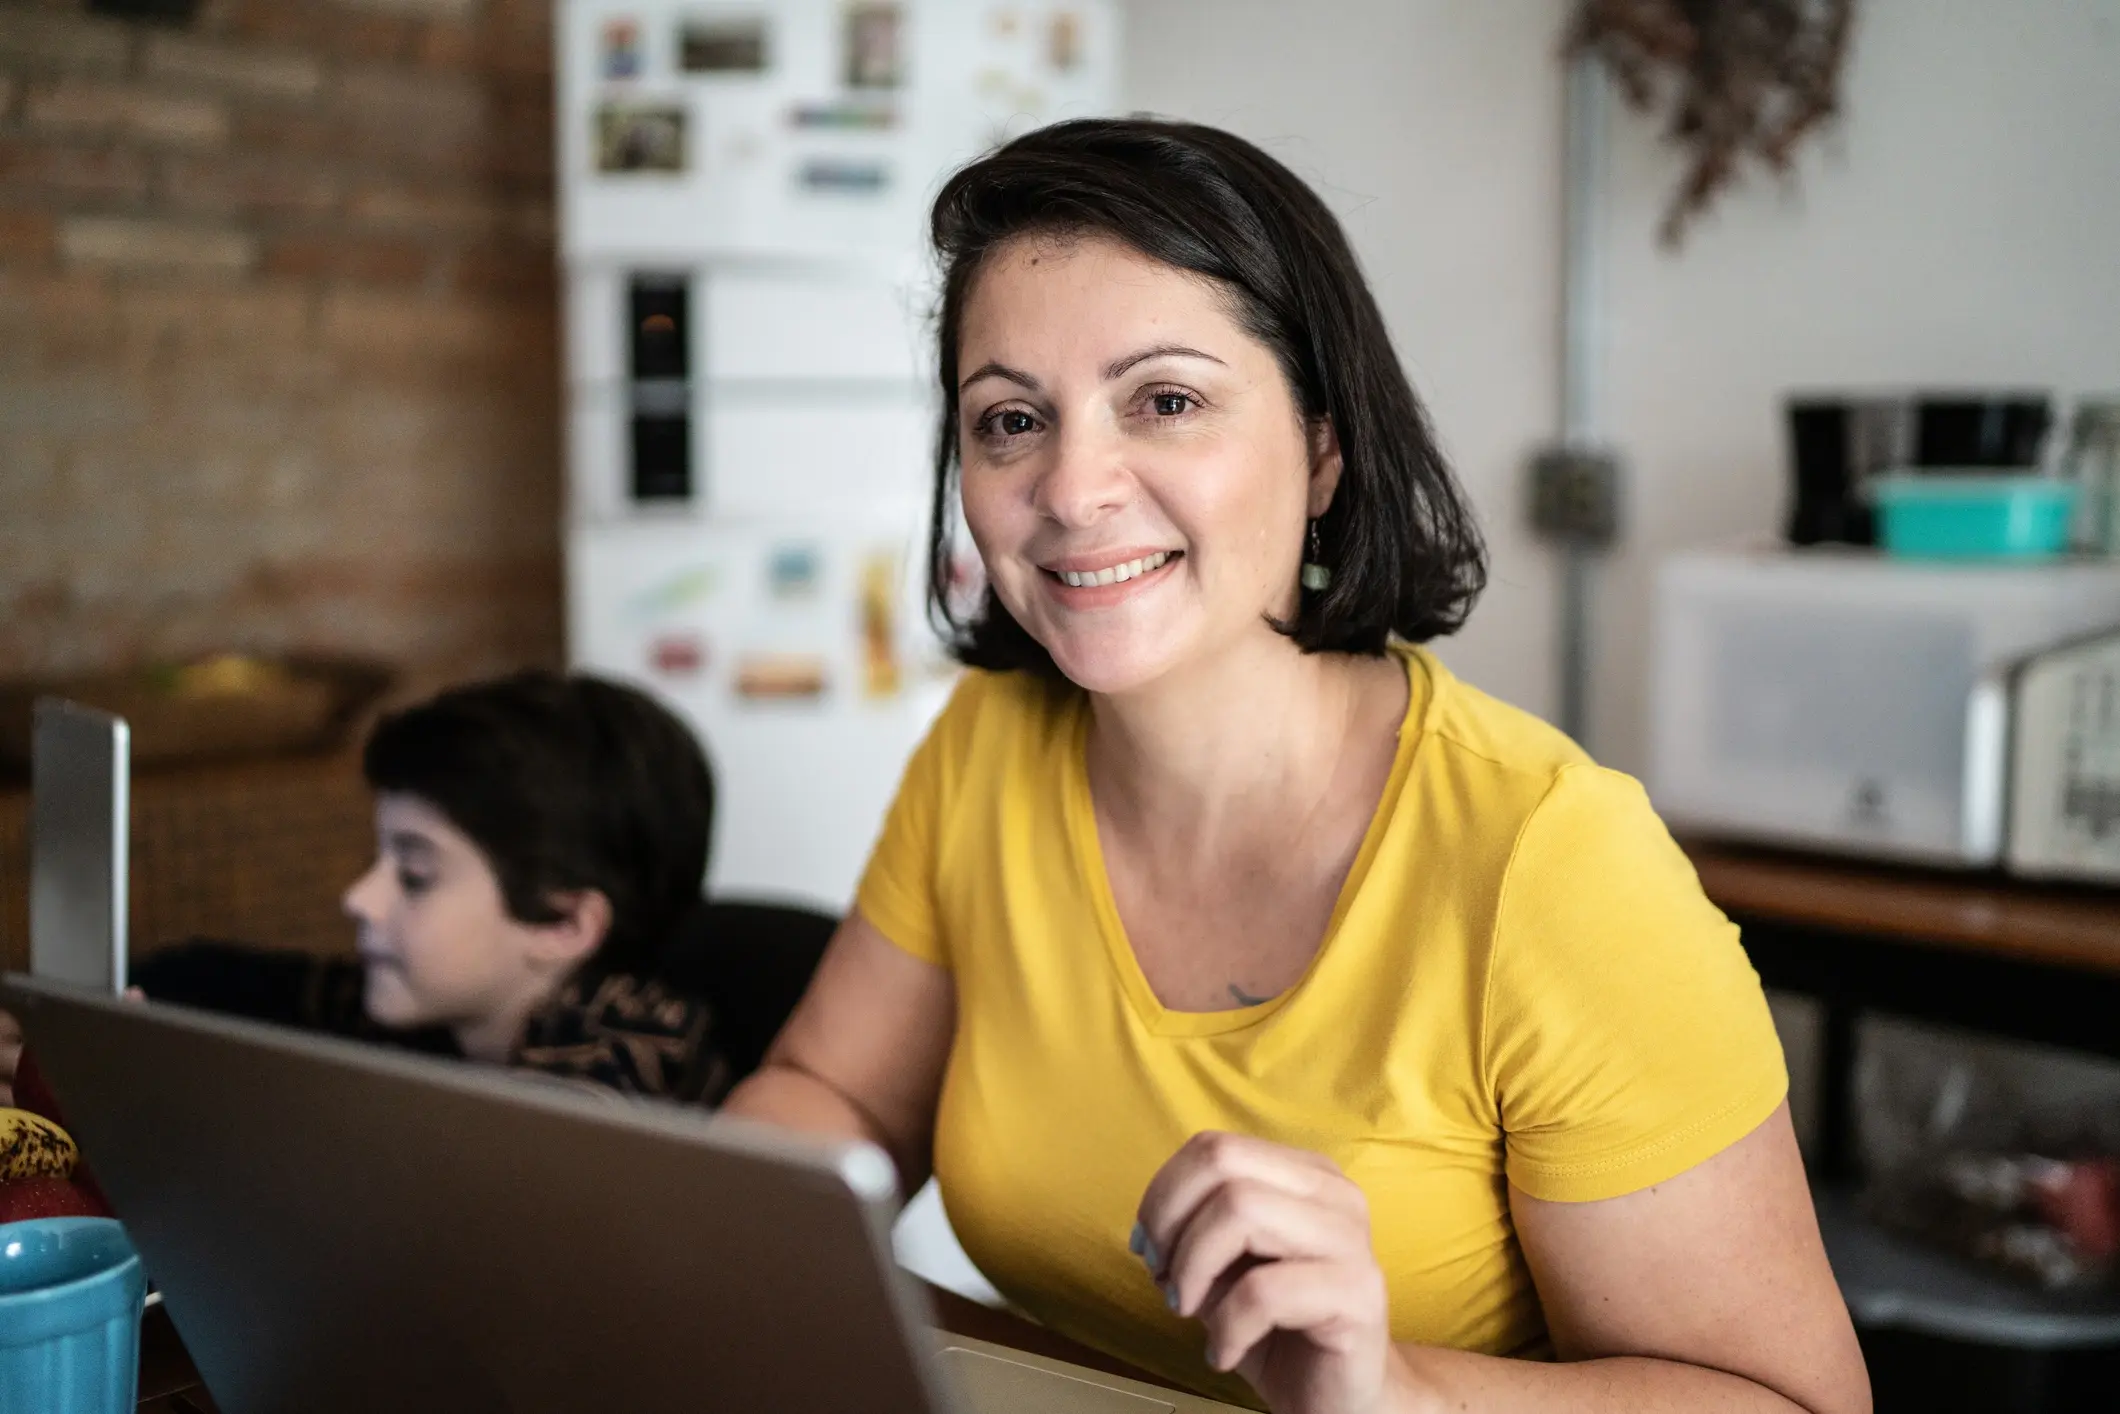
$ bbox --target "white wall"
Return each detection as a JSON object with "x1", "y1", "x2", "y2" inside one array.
[
  {"x1": 1123, "y1": 0, "x2": 2120, "y2": 768},
  {"x1": 1124, "y1": 0, "x2": 1570, "y2": 722},
  {"x1": 1594, "y1": 0, "x2": 2120, "y2": 771}
]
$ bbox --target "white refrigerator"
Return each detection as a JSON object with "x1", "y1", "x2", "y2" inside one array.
[
  {"x1": 562, "y1": 257, "x2": 952, "y2": 911},
  {"x1": 557, "y1": 0, "x2": 1116, "y2": 1302}
]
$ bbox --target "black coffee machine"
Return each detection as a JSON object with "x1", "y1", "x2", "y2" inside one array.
[{"x1": 1786, "y1": 393, "x2": 2053, "y2": 545}]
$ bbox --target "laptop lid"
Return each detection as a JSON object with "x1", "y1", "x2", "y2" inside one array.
[
  {"x1": 29, "y1": 699, "x2": 128, "y2": 994},
  {"x1": 3, "y1": 976, "x2": 960, "y2": 1414}
]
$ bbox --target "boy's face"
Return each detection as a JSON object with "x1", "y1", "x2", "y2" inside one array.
[{"x1": 341, "y1": 794, "x2": 562, "y2": 1035}]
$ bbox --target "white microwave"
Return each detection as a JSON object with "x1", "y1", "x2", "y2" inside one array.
[{"x1": 1647, "y1": 548, "x2": 2120, "y2": 867}]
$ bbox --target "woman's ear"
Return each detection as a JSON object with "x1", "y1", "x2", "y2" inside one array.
[
  {"x1": 528, "y1": 889, "x2": 613, "y2": 970},
  {"x1": 1306, "y1": 417, "x2": 1344, "y2": 518}
]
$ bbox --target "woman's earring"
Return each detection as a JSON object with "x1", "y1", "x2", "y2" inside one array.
[{"x1": 1300, "y1": 519, "x2": 1332, "y2": 592}]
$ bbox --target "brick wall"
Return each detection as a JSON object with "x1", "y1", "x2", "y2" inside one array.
[{"x1": 0, "y1": 0, "x2": 563, "y2": 692}]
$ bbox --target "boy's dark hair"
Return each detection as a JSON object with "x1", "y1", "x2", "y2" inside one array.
[
  {"x1": 926, "y1": 117, "x2": 1487, "y2": 675},
  {"x1": 361, "y1": 671, "x2": 712, "y2": 977}
]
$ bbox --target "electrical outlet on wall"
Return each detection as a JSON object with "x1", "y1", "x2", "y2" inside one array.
[{"x1": 1528, "y1": 447, "x2": 1623, "y2": 547}]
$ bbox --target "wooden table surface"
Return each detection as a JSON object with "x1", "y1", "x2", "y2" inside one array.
[
  {"x1": 1682, "y1": 839, "x2": 2120, "y2": 974},
  {"x1": 134, "y1": 1281, "x2": 1179, "y2": 1412}
]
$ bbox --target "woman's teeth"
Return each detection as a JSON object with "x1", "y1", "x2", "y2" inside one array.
[{"x1": 1057, "y1": 551, "x2": 1172, "y2": 588}]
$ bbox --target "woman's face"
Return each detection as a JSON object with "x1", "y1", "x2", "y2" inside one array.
[
  {"x1": 954, "y1": 233, "x2": 1339, "y2": 694},
  {"x1": 340, "y1": 794, "x2": 563, "y2": 1033}
]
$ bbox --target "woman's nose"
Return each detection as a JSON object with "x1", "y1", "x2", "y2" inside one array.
[{"x1": 1031, "y1": 420, "x2": 1131, "y2": 528}]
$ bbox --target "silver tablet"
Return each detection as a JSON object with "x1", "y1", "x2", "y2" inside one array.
[{"x1": 30, "y1": 698, "x2": 128, "y2": 994}]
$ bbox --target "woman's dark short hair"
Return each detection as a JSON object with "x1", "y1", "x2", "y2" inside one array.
[
  {"x1": 926, "y1": 116, "x2": 1487, "y2": 674},
  {"x1": 361, "y1": 671, "x2": 712, "y2": 977}
]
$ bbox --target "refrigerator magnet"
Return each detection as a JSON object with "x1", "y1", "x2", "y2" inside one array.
[
  {"x1": 788, "y1": 100, "x2": 898, "y2": 131},
  {"x1": 601, "y1": 18, "x2": 644, "y2": 80},
  {"x1": 797, "y1": 158, "x2": 889, "y2": 195},
  {"x1": 736, "y1": 653, "x2": 829, "y2": 701},
  {"x1": 596, "y1": 102, "x2": 688, "y2": 174},
  {"x1": 650, "y1": 633, "x2": 708, "y2": 680},
  {"x1": 626, "y1": 565, "x2": 718, "y2": 622},
  {"x1": 679, "y1": 17, "x2": 768, "y2": 74},
  {"x1": 843, "y1": 3, "x2": 903, "y2": 90},
  {"x1": 1049, "y1": 12, "x2": 1083, "y2": 71},
  {"x1": 767, "y1": 544, "x2": 823, "y2": 599},
  {"x1": 859, "y1": 552, "x2": 902, "y2": 699}
]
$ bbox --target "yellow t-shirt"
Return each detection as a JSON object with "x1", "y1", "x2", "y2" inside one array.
[{"x1": 856, "y1": 645, "x2": 1786, "y2": 1407}]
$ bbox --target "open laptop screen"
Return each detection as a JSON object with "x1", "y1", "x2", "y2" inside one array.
[{"x1": 30, "y1": 698, "x2": 128, "y2": 994}]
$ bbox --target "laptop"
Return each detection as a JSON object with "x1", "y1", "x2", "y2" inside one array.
[
  {"x1": 29, "y1": 698, "x2": 129, "y2": 994},
  {"x1": 3, "y1": 977, "x2": 1244, "y2": 1414}
]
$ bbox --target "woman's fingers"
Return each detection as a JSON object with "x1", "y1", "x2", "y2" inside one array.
[
  {"x1": 1198, "y1": 1256, "x2": 1388, "y2": 1374},
  {"x1": 1161, "y1": 1176, "x2": 1370, "y2": 1319},
  {"x1": 1135, "y1": 1129, "x2": 1359, "y2": 1270}
]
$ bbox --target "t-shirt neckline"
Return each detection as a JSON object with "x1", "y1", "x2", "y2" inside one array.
[{"x1": 1063, "y1": 645, "x2": 1431, "y2": 1039}]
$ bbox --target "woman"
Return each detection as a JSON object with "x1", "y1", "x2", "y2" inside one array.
[
  {"x1": 3, "y1": 672, "x2": 756, "y2": 1107},
  {"x1": 726, "y1": 119, "x2": 1868, "y2": 1413}
]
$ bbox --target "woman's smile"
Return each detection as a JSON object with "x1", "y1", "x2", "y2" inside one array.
[{"x1": 1038, "y1": 548, "x2": 1184, "y2": 607}]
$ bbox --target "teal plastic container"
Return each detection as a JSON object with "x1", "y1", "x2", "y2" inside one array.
[
  {"x1": 0, "y1": 1218, "x2": 145, "y2": 1414},
  {"x1": 1872, "y1": 474, "x2": 2079, "y2": 560}
]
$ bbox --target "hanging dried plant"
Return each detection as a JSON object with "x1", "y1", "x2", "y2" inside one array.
[{"x1": 1568, "y1": 0, "x2": 1857, "y2": 245}]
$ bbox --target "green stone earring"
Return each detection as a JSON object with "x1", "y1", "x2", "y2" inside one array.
[{"x1": 1300, "y1": 519, "x2": 1332, "y2": 591}]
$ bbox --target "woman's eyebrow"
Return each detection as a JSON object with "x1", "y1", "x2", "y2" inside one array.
[
  {"x1": 1102, "y1": 344, "x2": 1225, "y2": 380},
  {"x1": 959, "y1": 360, "x2": 1041, "y2": 393}
]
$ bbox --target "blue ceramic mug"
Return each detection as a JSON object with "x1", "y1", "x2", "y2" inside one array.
[{"x1": 0, "y1": 1217, "x2": 146, "y2": 1414}]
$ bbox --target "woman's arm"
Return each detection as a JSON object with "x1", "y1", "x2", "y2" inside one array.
[
  {"x1": 721, "y1": 909, "x2": 955, "y2": 1197},
  {"x1": 1397, "y1": 1102, "x2": 1868, "y2": 1413},
  {"x1": 1139, "y1": 1104, "x2": 1868, "y2": 1414}
]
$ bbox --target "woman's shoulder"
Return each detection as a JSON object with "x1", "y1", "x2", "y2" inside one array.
[
  {"x1": 1394, "y1": 645, "x2": 1672, "y2": 881},
  {"x1": 1402, "y1": 645, "x2": 1594, "y2": 787},
  {"x1": 924, "y1": 664, "x2": 1082, "y2": 771},
  {"x1": 938, "y1": 662, "x2": 1078, "y2": 722}
]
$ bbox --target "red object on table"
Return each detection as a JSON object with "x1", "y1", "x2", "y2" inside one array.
[
  {"x1": 8, "y1": 1045, "x2": 118, "y2": 1217},
  {"x1": 0, "y1": 1173, "x2": 107, "y2": 1223},
  {"x1": 11, "y1": 1045, "x2": 64, "y2": 1125},
  {"x1": 2031, "y1": 1158, "x2": 2120, "y2": 1263}
]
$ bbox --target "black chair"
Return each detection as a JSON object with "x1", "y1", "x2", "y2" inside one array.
[
  {"x1": 658, "y1": 898, "x2": 838, "y2": 1084},
  {"x1": 132, "y1": 898, "x2": 840, "y2": 1087}
]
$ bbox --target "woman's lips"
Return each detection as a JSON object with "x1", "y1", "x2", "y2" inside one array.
[{"x1": 1038, "y1": 549, "x2": 1182, "y2": 607}]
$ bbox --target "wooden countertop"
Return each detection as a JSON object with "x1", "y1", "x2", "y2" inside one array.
[{"x1": 1682, "y1": 839, "x2": 2120, "y2": 975}]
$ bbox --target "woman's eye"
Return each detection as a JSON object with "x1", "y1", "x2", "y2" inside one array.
[
  {"x1": 397, "y1": 870, "x2": 434, "y2": 896},
  {"x1": 971, "y1": 407, "x2": 1039, "y2": 444},
  {"x1": 1150, "y1": 391, "x2": 1193, "y2": 417}
]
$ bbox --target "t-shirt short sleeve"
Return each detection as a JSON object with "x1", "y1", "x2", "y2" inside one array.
[
  {"x1": 1484, "y1": 763, "x2": 1788, "y2": 1204},
  {"x1": 852, "y1": 676, "x2": 978, "y2": 969}
]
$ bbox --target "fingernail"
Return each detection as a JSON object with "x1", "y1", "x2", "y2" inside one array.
[
  {"x1": 1143, "y1": 1235, "x2": 1162, "y2": 1272},
  {"x1": 1163, "y1": 1281, "x2": 1180, "y2": 1312},
  {"x1": 1129, "y1": 1222, "x2": 1145, "y2": 1257}
]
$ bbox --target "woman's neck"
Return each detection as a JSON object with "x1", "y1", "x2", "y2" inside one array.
[{"x1": 1085, "y1": 634, "x2": 1403, "y2": 847}]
